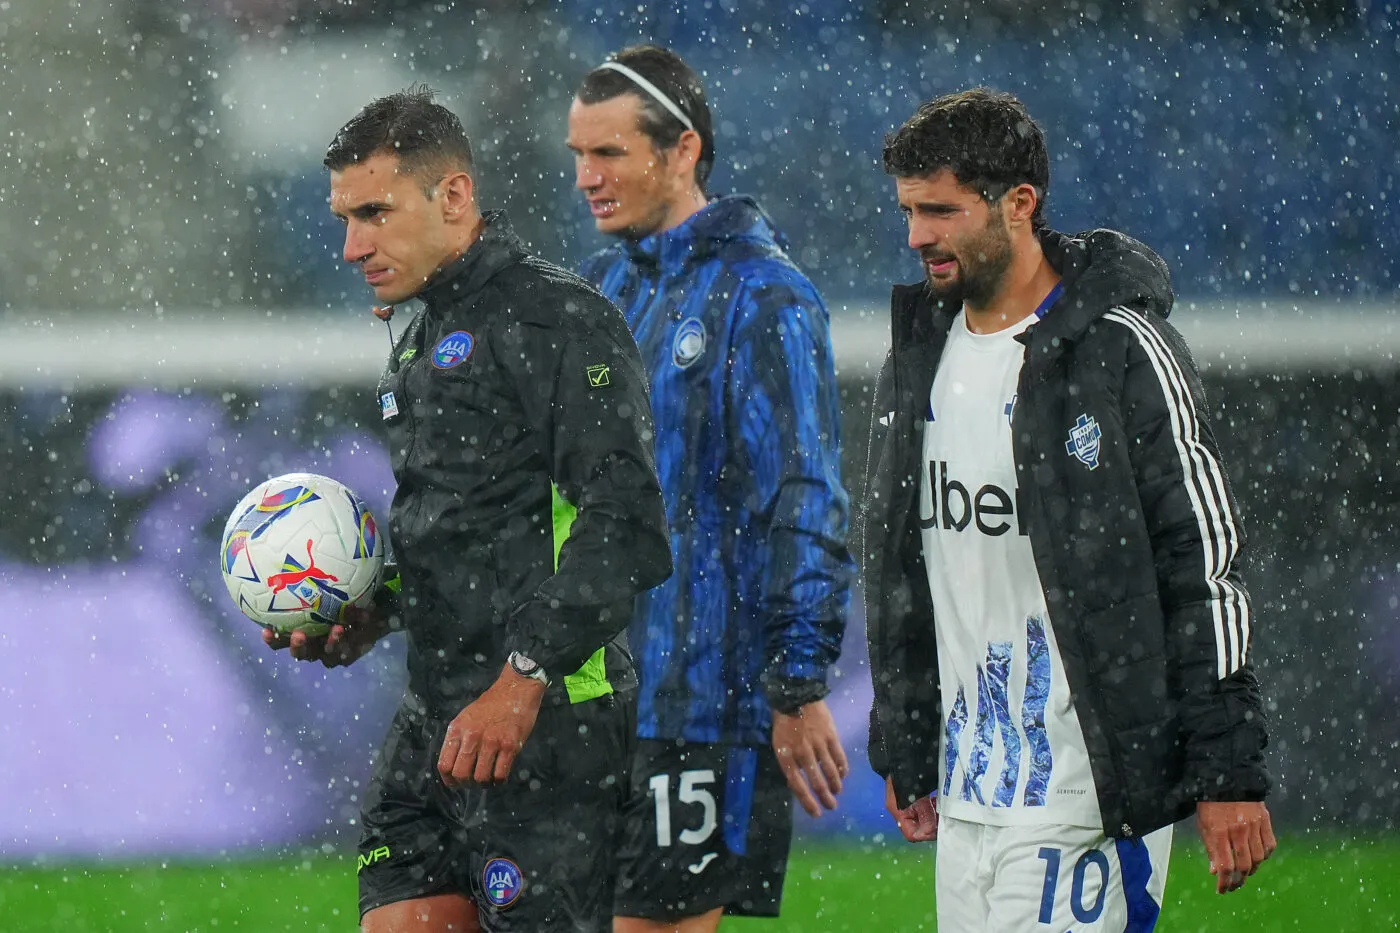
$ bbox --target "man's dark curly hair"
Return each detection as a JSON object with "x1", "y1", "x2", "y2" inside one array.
[
  {"x1": 324, "y1": 84, "x2": 474, "y2": 196},
  {"x1": 883, "y1": 88, "x2": 1050, "y2": 230}
]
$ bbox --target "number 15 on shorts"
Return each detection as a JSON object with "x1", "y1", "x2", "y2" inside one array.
[{"x1": 649, "y1": 769, "x2": 717, "y2": 847}]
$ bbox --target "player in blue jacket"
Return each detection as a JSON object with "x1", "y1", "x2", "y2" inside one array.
[{"x1": 567, "y1": 44, "x2": 855, "y2": 933}]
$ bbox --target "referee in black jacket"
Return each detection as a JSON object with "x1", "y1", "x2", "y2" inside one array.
[{"x1": 265, "y1": 86, "x2": 671, "y2": 933}]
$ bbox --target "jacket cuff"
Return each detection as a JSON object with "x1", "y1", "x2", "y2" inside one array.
[
  {"x1": 505, "y1": 601, "x2": 559, "y2": 675},
  {"x1": 375, "y1": 565, "x2": 404, "y2": 631},
  {"x1": 763, "y1": 675, "x2": 830, "y2": 715},
  {"x1": 1188, "y1": 724, "x2": 1271, "y2": 802},
  {"x1": 867, "y1": 703, "x2": 891, "y2": 777},
  {"x1": 1182, "y1": 682, "x2": 1271, "y2": 802},
  {"x1": 506, "y1": 598, "x2": 610, "y2": 679}
]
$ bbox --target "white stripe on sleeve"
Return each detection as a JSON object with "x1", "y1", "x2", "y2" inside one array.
[{"x1": 1104, "y1": 307, "x2": 1251, "y2": 679}]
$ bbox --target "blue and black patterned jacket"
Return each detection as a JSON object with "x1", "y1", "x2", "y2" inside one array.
[{"x1": 581, "y1": 195, "x2": 853, "y2": 745}]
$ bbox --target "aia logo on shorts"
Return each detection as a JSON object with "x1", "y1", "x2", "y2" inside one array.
[
  {"x1": 483, "y1": 856, "x2": 524, "y2": 908},
  {"x1": 432, "y1": 331, "x2": 474, "y2": 369}
]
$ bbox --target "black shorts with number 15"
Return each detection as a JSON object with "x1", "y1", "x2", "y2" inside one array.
[{"x1": 612, "y1": 740, "x2": 793, "y2": 921}]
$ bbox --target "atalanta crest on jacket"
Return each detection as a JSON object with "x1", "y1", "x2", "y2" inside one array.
[
  {"x1": 1065, "y1": 413, "x2": 1102, "y2": 470},
  {"x1": 672, "y1": 317, "x2": 706, "y2": 368},
  {"x1": 482, "y1": 857, "x2": 524, "y2": 907},
  {"x1": 432, "y1": 331, "x2": 474, "y2": 369}
]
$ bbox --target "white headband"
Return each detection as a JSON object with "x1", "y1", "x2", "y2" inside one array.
[{"x1": 596, "y1": 60, "x2": 695, "y2": 133}]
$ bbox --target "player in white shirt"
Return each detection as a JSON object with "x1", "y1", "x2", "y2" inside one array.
[{"x1": 861, "y1": 89, "x2": 1275, "y2": 932}]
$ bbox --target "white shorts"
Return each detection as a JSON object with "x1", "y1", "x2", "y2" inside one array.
[{"x1": 934, "y1": 814, "x2": 1172, "y2": 933}]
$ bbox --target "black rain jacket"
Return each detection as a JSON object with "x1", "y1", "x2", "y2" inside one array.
[
  {"x1": 860, "y1": 228, "x2": 1270, "y2": 838},
  {"x1": 377, "y1": 212, "x2": 671, "y2": 717}
]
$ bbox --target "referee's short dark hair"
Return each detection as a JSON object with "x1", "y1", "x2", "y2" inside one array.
[
  {"x1": 884, "y1": 88, "x2": 1050, "y2": 230},
  {"x1": 325, "y1": 84, "x2": 474, "y2": 196},
  {"x1": 578, "y1": 45, "x2": 715, "y2": 192}
]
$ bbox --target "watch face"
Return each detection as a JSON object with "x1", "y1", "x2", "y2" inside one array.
[{"x1": 511, "y1": 653, "x2": 539, "y2": 674}]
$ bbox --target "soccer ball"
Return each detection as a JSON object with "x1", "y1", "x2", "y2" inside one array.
[{"x1": 219, "y1": 472, "x2": 385, "y2": 636}]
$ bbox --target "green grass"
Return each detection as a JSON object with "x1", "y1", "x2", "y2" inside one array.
[{"x1": 2, "y1": 835, "x2": 1396, "y2": 932}]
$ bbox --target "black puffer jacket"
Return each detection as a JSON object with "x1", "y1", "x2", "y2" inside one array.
[
  {"x1": 861, "y1": 228, "x2": 1270, "y2": 838},
  {"x1": 378, "y1": 212, "x2": 671, "y2": 717}
]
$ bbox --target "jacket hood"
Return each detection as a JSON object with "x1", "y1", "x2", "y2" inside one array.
[
  {"x1": 1037, "y1": 227, "x2": 1174, "y2": 341},
  {"x1": 623, "y1": 195, "x2": 787, "y2": 272},
  {"x1": 418, "y1": 210, "x2": 526, "y2": 308},
  {"x1": 889, "y1": 226, "x2": 1174, "y2": 354}
]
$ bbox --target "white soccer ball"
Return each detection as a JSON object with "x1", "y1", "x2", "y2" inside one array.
[{"x1": 219, "y1": 472, "x2": 385, "y2": 636}]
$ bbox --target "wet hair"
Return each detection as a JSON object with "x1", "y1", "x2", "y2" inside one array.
[
  {"x1": 577, "y1": 44, "x2": 715, "y2": 192},
  {"x1": 883, "y1": 88, "x2": 1050, "y2": 230},
  {"x1": 324, "y1": 84, "x2": 474, "y2": 196}
]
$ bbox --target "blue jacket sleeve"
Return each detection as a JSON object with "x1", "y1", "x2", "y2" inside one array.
[{"x1": 729, "y1": 274, "x2": 853, "y2": 714}]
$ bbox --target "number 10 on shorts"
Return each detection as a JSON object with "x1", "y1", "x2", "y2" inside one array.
[
  {"x1": 1037, "y1": 846, "x2": 1108, "y2": 924},
  {"x1": 649, "y1": 769, "x2": 718, "y2": 847}
]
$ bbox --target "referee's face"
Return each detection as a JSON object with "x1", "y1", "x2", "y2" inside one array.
[
  {"x1": 330, "y1": 153, "x2": 471, "y2": 305},
  {"x1": 567, "y1": 94, "x2": 694, "y2": 240}
]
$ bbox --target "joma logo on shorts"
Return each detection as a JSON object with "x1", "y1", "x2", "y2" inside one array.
[{"x1": 358, "y1": 846, "x2": 392, "y2": 872}]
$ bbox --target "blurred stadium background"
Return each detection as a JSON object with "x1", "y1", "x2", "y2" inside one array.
[{"x1": 1, "y1": 0, "x2": 1398, "y2": 929}]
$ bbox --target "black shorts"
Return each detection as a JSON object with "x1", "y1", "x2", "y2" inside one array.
[
  {"x1": 357, "y1": 693, "x2": 632, "y2": 932},
  {"x1": 613, "y1": 740, "x2": 793, "y2": 920}
]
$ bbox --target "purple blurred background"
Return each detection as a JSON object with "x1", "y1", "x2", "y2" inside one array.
[{"x1": 0, "y1": 386, "x2": 888, "y2": 858}]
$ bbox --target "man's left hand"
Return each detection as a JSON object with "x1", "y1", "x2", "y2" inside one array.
[
  {"x1": 1196, "y1": 800, "x2": 1277, "y2": 894},
  {"x1": 262, "y1": 604, "x2": 389, "y2": 668},
  {"x1": 772, "y1": 699, "x2": 848, "y2": 818},
  {"x1": 437, "y1": 664, "x2": 546, "y2": 787}
]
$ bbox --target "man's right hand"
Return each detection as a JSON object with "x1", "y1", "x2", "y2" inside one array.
[
  {"x1": 262, "y1": 603, "x2": 389, "y2": 668},
  {"x1": 772, "y1": 699, "x2": 849, "y2": 818},
  {"x1": 1196, "y1": 800, "x2": 1277, "y2": 894},
  {"x1": 885, "y1": 777, "x2": 938, "y2": 843}
]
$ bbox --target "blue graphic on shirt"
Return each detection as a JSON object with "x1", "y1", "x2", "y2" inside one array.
[
  {"x1": 950, "y1": 620, "x2": 1056, "y2": 807},
  {"x1": 987, "y1": 641, "x2": 1021, "y2": 807},
  {"x1": 943, "y1": 685, "x2": 969, "y2": 798},
  {"x1": 1022, "y1": 615, "x2": 1054, "y2": 806},
  {"x1": 965, "y1": 664, "x2": 993, "y2": 804}
]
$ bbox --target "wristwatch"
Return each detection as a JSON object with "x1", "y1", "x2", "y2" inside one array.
[{"x1": 508, "y1": 650, "x2": 550, "y2": 686}]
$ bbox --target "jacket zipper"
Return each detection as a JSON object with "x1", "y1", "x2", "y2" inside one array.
[
  {"x1": 1015, "y1": 364, "x2": 1136, "y2": 837},
  {"x1": 395, "y1": 309, "x2": 430, "y2": 541}
]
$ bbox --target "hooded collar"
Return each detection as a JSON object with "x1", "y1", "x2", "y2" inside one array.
[
  {"x1": 417, "y1": 210, "x2": 527, "y2": 310},
  {"x1": 621, "y1": 195, "x2": 785, "y2": 273},
  {"x1": 1028, "y1": 228, "x2": 1174, "y2": 344},
  {"x1": 891, "y1": 227, "x2": 1174, "y2": 357}
]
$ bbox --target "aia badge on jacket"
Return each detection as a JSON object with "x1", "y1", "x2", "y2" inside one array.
[
  {"x1": 432, "y1": 331, "x2": 474, "y2": 369},
  {"x1": 1065, "y1": 413, "x2": 1102, "y2": 470}
]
